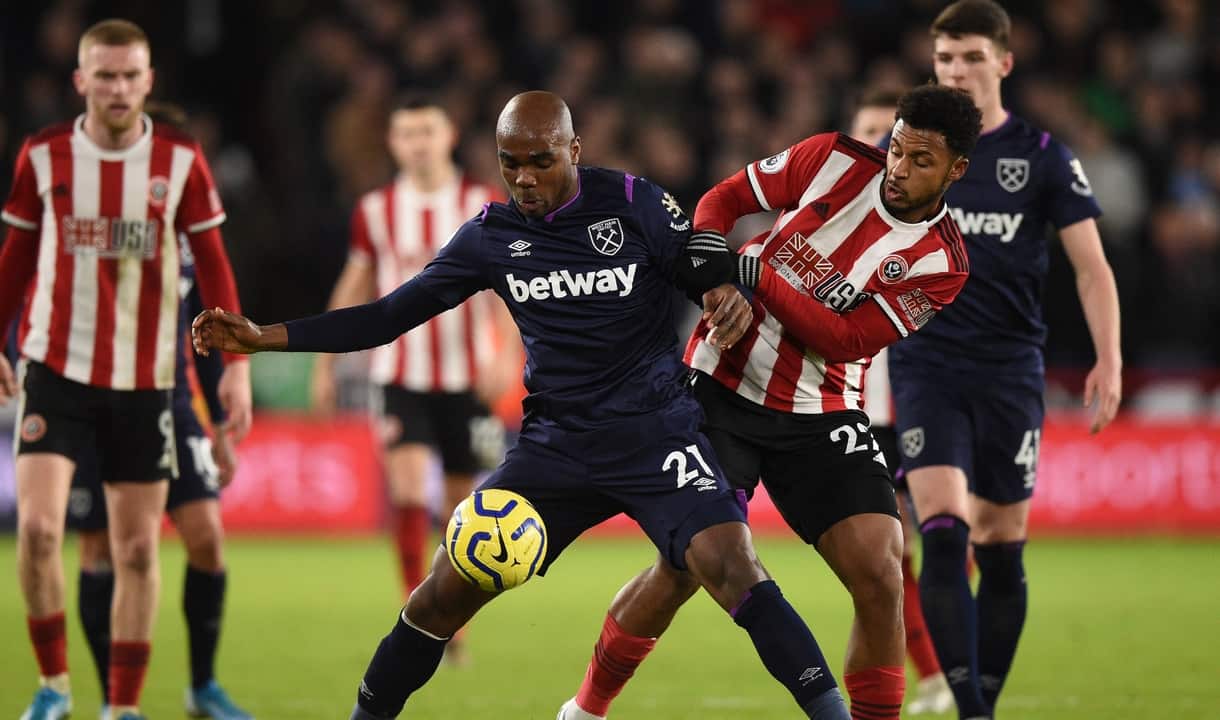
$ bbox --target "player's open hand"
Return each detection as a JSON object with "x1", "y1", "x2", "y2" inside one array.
[
  {"x1": 192, "y1": 307, "x2": 265, "y2": 357},
  {"x1": 1083, "y1": 361, "x2": 1121, "y2": 434},
  {"x1": 0, "y1": 354, "x2": 16, "y2": 405},
  {"x1": 701, "y1": 284, "x2": 753, "y2": 350}
]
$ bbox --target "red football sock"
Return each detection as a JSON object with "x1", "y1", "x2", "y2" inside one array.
[
  {"x1": 575, "y1": 614, "x2": 657, "y2": 716},
  {"x1": 27, "y1": 612, "x2": 68, "y2": 677},
  {"x1": 845, "y1": 666, "x2": 905, "y2": 720},
  {"x1": 393, "y1": 505, "x2": 430, "y2": 593},
  {"x1": 108, "y1": 641, "x2": 151, "y2": 707},
  {"x1": 902, "y1": 554, "x2": 942, "y2": 678}
]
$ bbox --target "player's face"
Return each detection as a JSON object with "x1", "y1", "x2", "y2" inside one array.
[
  {"x1": 849, "y1": 106, "x2": 897, "y2": 146},
  {"x1": 932, "y1": 34, "x2": 1011, "y2": 109},
  {"x1": 74, "y1": 43, "x2": 153, "y2": 134},
  {"x1": 497, "y1": 130, "x2": 582, "y2": 219},
  {"x1": 387, "y1": 108, "x2": 457, "y2": 176},
  {"x1": 883, "y1": 119, "x2": 968, "y2": 222}
]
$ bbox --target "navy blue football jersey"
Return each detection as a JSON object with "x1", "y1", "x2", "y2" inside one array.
[
  {"x1": 413, "y1": 166, "x2": 697, "y2": 428},
  {"x1": 888, "y1": 113, "x2": 1102, "y2": 376}
]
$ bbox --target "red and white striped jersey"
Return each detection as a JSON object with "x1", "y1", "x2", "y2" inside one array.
[
  {"x1": 685, "y1": 132, "x2": 968, "y2": 415},
  {"x1": 2, "y1": 116, "x2": 225, "y2": 390},
  {"x1": 350, "y1": 175, "x2": 501, "y2": 392}
]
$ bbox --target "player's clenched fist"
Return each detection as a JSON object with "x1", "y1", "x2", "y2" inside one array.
[{"x1": 192, "y1": 307, "x2": 285, "y2": 356}]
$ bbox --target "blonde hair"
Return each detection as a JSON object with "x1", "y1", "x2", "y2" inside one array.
[{"x1": 78, "y1": 19, "x2": 150, "y2": 65}]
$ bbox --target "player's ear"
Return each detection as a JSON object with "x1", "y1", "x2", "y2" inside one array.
[
  {"x1": 72, "y1": 68, "x2": 86, "y2": 96},
  {"x1": 947, "y1": 156, "x2": 969, "y2": 183},
  {"x1": 569, "y1": 136, "x2": 582, "y2": 165},
  {"x1": 998, "y1": 49, "x2": 1014, "y2": 79}
]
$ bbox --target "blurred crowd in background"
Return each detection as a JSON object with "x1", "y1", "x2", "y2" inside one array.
[{"x1": 2, "y1": 0, "x2": 1219, "y2": 391}]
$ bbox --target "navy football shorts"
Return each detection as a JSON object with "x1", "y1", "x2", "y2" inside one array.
[
  {"x1": 67, "y1": 402, "x2": 220, "y2": 531},
  {"x1": 477, "y1": 402, "x2": 747, "y2": 575},
  {"x1": 890, "y1": 367, "x2": 1044, "y2": 505},
  {"x1": 692, "y1": 373, "x2": 899, "y2": 546}
]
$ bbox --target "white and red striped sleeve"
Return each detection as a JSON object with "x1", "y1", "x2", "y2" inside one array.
[
  {"x1": 175, "y1": 143, "x2": 226, "y2": 234},
  {"x1": 2, "y1": 139, "x2": 41, "y2": 231},
  {"x1": 694, "y1": 133, "x2": 838, "y2": 235},
  {"x1": 348, "y1": 201, "x2": 375, "y2": 265}
]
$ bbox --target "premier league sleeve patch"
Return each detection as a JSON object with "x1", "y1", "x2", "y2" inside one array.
[{"x1": 588, "y1": 218, "x2": 624, "y2": 256}]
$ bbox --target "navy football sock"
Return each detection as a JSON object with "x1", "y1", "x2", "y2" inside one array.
[
  {"x1": 183, "y1": 565, "x2": 227, "y2": 690},
  {"x1": 353, "y1": 609, "x2": 448, "y2": 719},
  {"x1": 919, "y1": 515, "x2": 989, "y2": 718},
  {"x1": 78, "y1": 568, "x2": 115, "y2": 700},
  {"x1": 974, "y1": 541, "x2": 1027, "y2": 710},
  {"x1": 731, "y1": 580, "x2": 849, "y2": 719}
]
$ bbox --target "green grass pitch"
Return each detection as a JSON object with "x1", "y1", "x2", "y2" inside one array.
[{"x1": 1, "y1": 534, "x2": 1217, "y2": 718}]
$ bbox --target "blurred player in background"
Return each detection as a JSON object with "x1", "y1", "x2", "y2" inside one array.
[
  {"x1": 849, "y1": 88, "x2": 953, "y2": 715},
  {"x1": 560, "y1": 84, "x2": 981, "y2": 720},
  {"x1": 196, "y1": 90, "x2": 858, "y2": 720},
  {"x1": 888, "y1": 2, "x2": 1122, "y2": 718},
  {"x1": 310, "y1": 93, "x2": 519, "y2": 663},
  {"x1": 65, "y1": 102, "x2": 254, "y2": 720},
  {"x1": 0, "y1": 20, "x2": 250, "y2": 720}
]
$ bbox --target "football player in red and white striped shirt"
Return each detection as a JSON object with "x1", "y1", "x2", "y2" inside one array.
[
  {"x1": 850, "y1": 88, "x2": 952, "y2": 716},
  {"x1": 560, "y1": 85, "x2": 981, "y2": 720},
  {"x1": 0, "y1": 20, "x2": 249, "y2": 720},
  {"x1": 309, "y1": 94, "x2": 519, "y2": 643}
]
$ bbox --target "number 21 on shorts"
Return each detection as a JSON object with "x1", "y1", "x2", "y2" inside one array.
[{"x1": 663, "y1": 444, "x2": 717, "y2": 491}]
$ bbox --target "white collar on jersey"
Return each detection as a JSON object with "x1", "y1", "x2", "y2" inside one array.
[
  {"x1": 72, "y1": 113, "x2": 153, "y2": 160},
  {"x1": 871, "y1": 170, "x2": 950, "y2": 230}
]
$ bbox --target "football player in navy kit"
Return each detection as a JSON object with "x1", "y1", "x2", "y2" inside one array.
[
  {"x1": 193, "y1": 91, "x2": 855, "y2": 720},
  {"x1": 888, "y1": 3, "x2": 1122, "y2": 719}
]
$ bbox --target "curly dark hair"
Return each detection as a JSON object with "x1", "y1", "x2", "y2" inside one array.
[{"x1": 895, "y1": 84, "x2": 982, "y2": 158}]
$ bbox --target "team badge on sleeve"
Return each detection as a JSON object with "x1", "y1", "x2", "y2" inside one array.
[
  {"x1": 1068, "y1": 158, "x2": 1094, "y2": 196},
  {"x1": 588, "y1": 218, "x2": 624, "y2": 256},
  {"x1": 996, "y1": 158, "x2": 1030, "y2": 193},
  {"x1": 759, "y1": 149, "x2": 790, "y2": 174}
]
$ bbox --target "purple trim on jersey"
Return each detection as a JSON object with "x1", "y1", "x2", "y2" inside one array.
[
  {"x1": 479, "y1": 202, "x2": 491, "y2": 223},
  {"x1": 624, "y1": 173, "x2": 636, "y2": 203},
  {"x1": 980, "y1": 111, "x2": 1014, "y2": 138},
  {"x1": 544, "y1": 171, "x2": 583, "y2": 222},
  {"x1": 920, "y1": 515, "x2": 959, "y2": 532},
  {"x1": 729, "y1": 588, "x2": 753, "y2": 619},
  {"x1": 1039, "y1": 131, "x2": 1051, "y2": 149},
  {"x1": 734, "y1": 488, "x2": 749, "y2": 519}
]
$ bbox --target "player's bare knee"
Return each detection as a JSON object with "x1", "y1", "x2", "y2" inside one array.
[
  {"x1": 184, "y1": 532, "x2": 224, "y2": 572},
  {"x1": 18, "y1": 516, "x2": 62, "y2": 561},
  {"x1": 114, "y1": 535, "x2": 157, "y2": 575},
  {"x1": 849, "y1": 553, "x2": 903, "y2": 616}
]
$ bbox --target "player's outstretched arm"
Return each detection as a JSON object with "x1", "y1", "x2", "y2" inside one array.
[
  {"x1": 192, "y1": 308, "x2": 284, "y2": 356},
  {"x1": 1060, "y1": 218, "x2": 1122, "y2": 433}
]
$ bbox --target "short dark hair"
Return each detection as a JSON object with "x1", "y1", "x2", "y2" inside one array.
[
  {"x1": 857, "y1": 87, "x2": 905, "y2": 111},
  {"x1": 931, "y1": 0, "x2": 1011, "y2": 51},
  {"x1": 895, "y1": 84, "x2": 982, "y2": 158},
  {"x1": 389, "y1": 91, "x2": 449, "y2": 116}
]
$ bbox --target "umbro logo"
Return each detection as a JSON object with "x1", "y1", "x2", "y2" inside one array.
[
  {"x1": 799, "y1": 667, "x2": 824, "y2": 686},
  {"x1": 508, "y1": 239, "x2": 532, "y2": 257}
]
